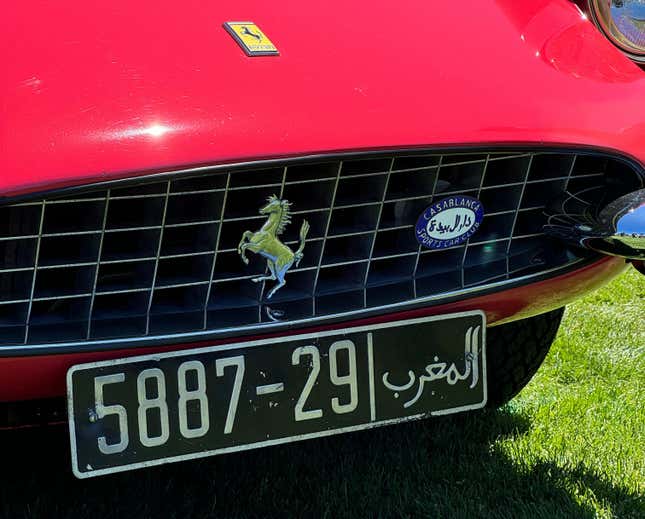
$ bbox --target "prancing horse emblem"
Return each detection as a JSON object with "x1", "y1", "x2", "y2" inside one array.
[
  {"x1": 237, "y1": 195, "x2": 310, "y2": 299},
  {"x1": 241, "y1": 26, "x2": 262, "y2": 42}
]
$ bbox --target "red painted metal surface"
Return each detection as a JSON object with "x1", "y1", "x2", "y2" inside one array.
[
  {"x1": 0, "y1": 257, "x2": 627, "y2": 402},
  {"x1": 1, "y1": 0, "x2": 644, "y2": 197}
]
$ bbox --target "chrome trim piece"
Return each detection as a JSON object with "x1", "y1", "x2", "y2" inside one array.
[{"x1": 545, "y1": 188, "x2": 645, "y2": 260}]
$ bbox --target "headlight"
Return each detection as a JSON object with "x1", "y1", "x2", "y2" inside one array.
[{"x1": 589, "y1": 0, "x2": 645, "y2": 62}]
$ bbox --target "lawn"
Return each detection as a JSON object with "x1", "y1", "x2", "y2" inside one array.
[{"x1": 0, "y1": 269, "x2": 643, "y2": 518}]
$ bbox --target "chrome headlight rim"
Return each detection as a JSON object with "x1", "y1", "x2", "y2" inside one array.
[{"x1": 588, "y1": 0, "x2": 645, "y2": 63}]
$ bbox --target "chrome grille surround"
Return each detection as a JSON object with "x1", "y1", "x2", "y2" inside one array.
[{"x1": 0, "y1": 148, "x2": 642, "y2": 353}]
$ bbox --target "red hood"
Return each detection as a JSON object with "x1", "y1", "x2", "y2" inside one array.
[{"x1": 1, "y1": 0, "x2": 644, "y2": 196}]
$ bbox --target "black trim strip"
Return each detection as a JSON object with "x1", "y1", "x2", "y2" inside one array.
[{"x1": 1, "y1": 144, "x2": 643, "y2": 207}]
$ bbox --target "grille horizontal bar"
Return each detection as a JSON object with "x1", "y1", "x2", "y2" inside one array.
[{"x1": 0, "y1": 150, "x2": 642, "y2": 349}]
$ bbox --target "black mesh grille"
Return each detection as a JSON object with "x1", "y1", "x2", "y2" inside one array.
[{"x1": 0, "y1": 150, "x2": 642, "y2": 349}]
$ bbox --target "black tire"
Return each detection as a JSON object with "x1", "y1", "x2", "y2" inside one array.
[{"x1": 485, "y1": 307, "x2": 565, "y2": 408}]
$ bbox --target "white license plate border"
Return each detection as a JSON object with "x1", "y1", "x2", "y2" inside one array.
[{"x1": 67, "y1": 310, "x2": 487, "y2": 479}]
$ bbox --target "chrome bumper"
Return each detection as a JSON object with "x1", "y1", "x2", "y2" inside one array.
[{"x1": 545, "y1": 189, "x2": 645, "y2": 260}]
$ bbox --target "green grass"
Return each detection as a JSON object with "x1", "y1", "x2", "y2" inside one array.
[{"x1": 0, "y1": 269, "x2": 643, "y2": 518}]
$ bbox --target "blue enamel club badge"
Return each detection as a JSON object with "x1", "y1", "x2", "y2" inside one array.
[{"x1": 415, "y1": 195, "x2": 485, "y2": 249}]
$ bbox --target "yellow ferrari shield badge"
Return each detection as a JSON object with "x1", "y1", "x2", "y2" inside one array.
[{"x1": 223, "y1": 22, "x2": 279, "y2": 56}]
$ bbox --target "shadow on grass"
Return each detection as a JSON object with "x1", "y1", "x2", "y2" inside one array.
[{"x1": 0, "y1": 409, "x2": 641, "y2": 518}]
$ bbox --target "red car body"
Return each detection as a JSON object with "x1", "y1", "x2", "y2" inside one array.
[{"x1": 0, "y1": 0, "x2": 643, "y2": 403}]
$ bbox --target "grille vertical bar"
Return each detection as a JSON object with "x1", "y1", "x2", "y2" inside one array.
[
  {"x1": 23, "y1": 201, "x2": 46, "y2": 344},
  {"x1": 362, "y1": 157, "x2": 395, "y2": 308},
  {"x1": 311, "y1": 161, "x2": 343, "y2": 314},
  {"x1": 504, "y1": 155, "x2": 535, "y2": 279},
  {"x1": 412, "y1": 154, "x2": 444, "y2": 299},
  {"x1": 145, "y1": 181, "x2": 171, "y2": 335},
  {"x1": 86, "y1": 190, "x2": 111, "y2": 339},
  {"x1": 202, "y1": 173, "x2": 231, "y2": 329},
  {"x1": 460, "y1": 154, "x2": 490, "y2": 288}
]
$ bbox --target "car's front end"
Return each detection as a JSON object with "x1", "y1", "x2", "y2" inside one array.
[{"x1": 1, "y1": 0, "x2": 643, "y2": 477}]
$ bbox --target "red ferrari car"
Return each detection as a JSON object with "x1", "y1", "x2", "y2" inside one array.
[{"x1": 1, "y1": 0, "x2": 643, "y2": 477}]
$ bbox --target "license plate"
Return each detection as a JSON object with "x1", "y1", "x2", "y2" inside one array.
[{"x1": 67, "y1": 311, "x2": 486, "y2": 478}]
